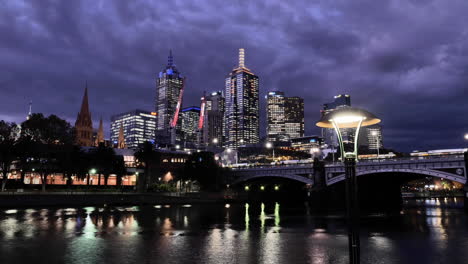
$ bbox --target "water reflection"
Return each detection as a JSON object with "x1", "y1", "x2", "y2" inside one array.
[{"x1": 0, "y1": 199, "x2": 467, "y2": 264}]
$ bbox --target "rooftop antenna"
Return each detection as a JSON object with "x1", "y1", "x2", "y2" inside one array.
[{"x1": 239, "y1": 48, "x2": 245, "y2": 68}]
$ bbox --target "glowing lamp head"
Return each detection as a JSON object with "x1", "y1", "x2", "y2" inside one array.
[
  {"x1": 265, "y1": 142, "x2": 273, "y2": 149},
  {"x1": 316, "y1": 106, "x2": 380, "y2": 129},
  {"x1": 465, "y1": 133, "x2": 468, "y2": 140},
  {"x1": 212, "y1": 138, "x2": 219, "y2": 144}
]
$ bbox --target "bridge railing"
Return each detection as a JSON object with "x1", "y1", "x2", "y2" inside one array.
[{"x1": 230, "y1": 154, "x2": 465, "y2": 170}]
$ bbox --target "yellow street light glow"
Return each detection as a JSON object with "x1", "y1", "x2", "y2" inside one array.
[
  {"x1": 274, "y1": 185, "x2": 279, "y2": 191},
  {"x1": 260, "y1": 185, "x2": 265, "y2": 191},
  {"x1": 464, "y1": 133, "x2": 468, "y2": 140},
  {"x1": 245, "y1": 186, "x2": 250, "y2": 191},
  {"x1": 330, "y1": 115, "x2": 364, "y2": 124}
]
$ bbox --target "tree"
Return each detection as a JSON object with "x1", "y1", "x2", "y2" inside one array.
[
  {"x1": 89, "y1": 143, "x2": 116, "y2": 186},
  {"x1": 184, "y1": 151, "x2": 220, "y2": 191},
  {"x1": 0, "y1": 121, "x2": 19, "y2": 191},
  {"x1": 134, "y1": 141, "x2": 159, "y2": 192},
  {"x1": 20, "y1": 114, "x2": 75, "y2": 191},
  {"x1": 113, "y1": 155, "x2": 127, "y2": 187}
]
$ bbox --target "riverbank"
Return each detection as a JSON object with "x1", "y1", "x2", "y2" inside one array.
[{"x1": 0, "y1": 192, "x2": 233, "y2": 208}]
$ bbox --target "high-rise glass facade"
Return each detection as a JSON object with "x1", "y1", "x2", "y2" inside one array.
[
  {"x1": 155, "y1": 50, "x2": 184, "y2": 146},
  {"x1": 202, "y1": 91, "x2": 225, "y2": 147},
  {"x1": 267, "y1": 91, "x2": 304, "y2": 142},
  {"x1": 110, "y1": 110, "x2": 157, "y2": 149},
  {"x1": 321, "y1": 94, "x2": 352, "y2": 147},
  {"x1": 224, "y1": 49, "x2": 259, "y2": 148},
  {"x1": 180, "y1": 106, "x2": 200, "y2": 147}
]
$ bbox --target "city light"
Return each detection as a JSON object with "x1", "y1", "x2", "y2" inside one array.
[
  {"x1": 212, "y1": 138, "x2": 218, "y2": 144},
  {"x1": 464, "y1": 133, "x2": 468, "y2": 140},
  {"x1": 274, "y1": 185, "x2": 279, "y2": 191},
  {"x1": 89, "y1": 168, "x2": 97, "y2": 174},
  {"x1": 226, "y1": 148, "x2": 232, "y2": 153},
  {"x1": 265, "y1": 142, "x2": 273, "y2": 149},
  {"x1": 260, "y1": 185, "x2": 265, "y2": 191},
  {"x1": 244, "y1": 185, "x2": 250, "y2": 191},
  {"x1": 371, "y1": 130, "x2": 378, "y2": 136}
]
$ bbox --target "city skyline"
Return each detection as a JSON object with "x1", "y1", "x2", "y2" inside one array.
[{"x1": 1, "y1": 1, "x2": 468, "y2": 152}]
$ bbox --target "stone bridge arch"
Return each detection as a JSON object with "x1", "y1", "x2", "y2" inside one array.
[
  {"x1": 326, "y1": 168, "x2": 466, "y2": 186},
  {"x1": 231, "y1": 174, "x2": 314, "y2": 185}
]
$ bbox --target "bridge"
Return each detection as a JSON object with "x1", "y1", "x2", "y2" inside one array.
[{"x1": 227, "y1": 154, "x2": 467, "y2": 187}]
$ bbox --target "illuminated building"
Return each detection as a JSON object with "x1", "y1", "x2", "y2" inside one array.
[
  {"x1": 155, "y1": 50, "x2": 184, "y2": 146},
  {"x1": 94, "y1": 117, "x2": 105, "y2": 146},
  {"x1": 180, "y1": 106, "x2": 200, "y2": 147},
  {"x1": 202, "y1": 91, "x2": 225, "y2": 147},
  {"x1": 358, "y1": 124, "x2": 384, "y2": 151},
  {"x1": 321, "y1": 94, "x2": 352, "y2": 148},
  {"x1": 291, "y1": 136, "x2": 323, "y2": 153},
  {"x1": 110, "y1": 110, "x2": 157, "y2": 149},
  {"x1": 267, "y1": 91, "x2": 304, "y2": 142},
  {"x1": 224, "y1": 48, "x2": 260, "y2": 148},
  {"x1": 75, "y1": 85, "x2": 94, "y2": 147}
]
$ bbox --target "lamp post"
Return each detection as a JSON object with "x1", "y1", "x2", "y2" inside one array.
[
  {"x1": 371, "y1": 130, "x2": 380, "y2": 159},
  {"x1": 266, "y1": 142, "x2": 275, "y2": 161},
  {"x1": 316, "y1": 106, "x2": 381, "y2": 264}
]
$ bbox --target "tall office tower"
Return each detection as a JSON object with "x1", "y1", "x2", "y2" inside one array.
[
  {"x1": 110, "y1": 110, "x2": 157, "y2": 149},
  {"x1": 75, "y1": 85, "x2": 94, "y2": 147},
  {"x1": 284, "y1": 96, "x2": 304, "y2": 140},
  {"x1": 180, "y1": 106, "x2": 201, "y2": 147},
  {"x1": 358, "y1": 124, "x2": 384, "y2": 152},
  {"x1": 224, "y1": 48, "x2": 260, "y2": 148},
  {"x1": 202, "y1": 91, "x2": 225, "y2": 146},
  {"x1": 266, "y1": 91, "x2": 286, "y2": 142},
  {"x1": 155, "y1": 50, "x2": 185, "y2": 146},
  {"x1": 267, "y1": 91, "x2": 304, "y2": 142},
  {"x1": 321, "y1": 94, "x2": 352, "y2": 147}
]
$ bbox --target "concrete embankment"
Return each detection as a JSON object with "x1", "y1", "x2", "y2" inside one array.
[{"x1": 0, "y1": 192, "x2": 230, "y2": 208}]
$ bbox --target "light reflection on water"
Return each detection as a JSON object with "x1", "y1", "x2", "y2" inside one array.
[{"x1": 0, "y1": 198, "x2": 467, "y2": 264}]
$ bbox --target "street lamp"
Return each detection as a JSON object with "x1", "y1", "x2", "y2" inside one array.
[
  {"x1": 371, "y1": 130, "x2": 380, "y2": 159},
  {"x1": 212, "y1": 138, "x2": 219, "y2": 144},
  {"x1": 464, "y1": 133, "x2": 468, "y2": 141},
  {"x1": 266, "y1": 142, "x2": 275, "y2": 161},
  {"x1": 316, "y1": 106, "x2": 381, "y2": 264},
  {"x1": 89, "y1": 168, "x2": 97, "y2": 174}
]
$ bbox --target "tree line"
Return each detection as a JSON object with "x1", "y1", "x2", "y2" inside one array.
[{"x1": 0, "y1": 113, "x2": 126, "y2": 192}]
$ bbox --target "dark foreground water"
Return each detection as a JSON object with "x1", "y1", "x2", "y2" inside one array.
[{"x1": 0, "y1": 198, "x2": 467, "y2": 264}]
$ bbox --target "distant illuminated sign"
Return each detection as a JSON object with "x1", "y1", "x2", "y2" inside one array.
[
  {"x1": 310, "y1": 139, "x2": 316, "y2": 143},
  {"x1": 151, "y1": 112, "x2": 158, "y2": 116}
]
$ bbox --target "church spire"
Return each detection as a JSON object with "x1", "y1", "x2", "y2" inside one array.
[
  {"x1": 117, "y1": 122, "x2": 126, "y2": 149},
  {"x1": 95, "y1": 117, "x2": 104, "y2": 146},
  {"x1": 75, "y1": 83, "x2": 93, "y2": 146}
]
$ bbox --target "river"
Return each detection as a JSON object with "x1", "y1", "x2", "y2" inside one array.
[{"x1": 0, "y1": 198, "x2": 466, "y2": 264}]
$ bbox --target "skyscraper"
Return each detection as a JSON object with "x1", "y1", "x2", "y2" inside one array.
[
  {"x1": 202, "y1": 91, "x2": 225, "y2": 147},
  {"x1": 267, "y1": 91, "x2": 304, "y2": 142},
  {"x1": 267, "y1": 91, "x2": 286, "y2": 142},
  {"x1": 75, "y1": 85, "x2": 93, "y2": 147},
  {"x1": 284, "y1": 96, "x2": 304, "y2": 140},
  {"x1": 155, "y1": 50, "x2": 184, "y2": 146},
  {"x1": 358, "y1": 124, "x2": 384, "y2": 152},
  {"x1": 110, "y1": 109, "x2": 157, "y2": 149},
  {"x1": 224, "y1": 49, "x2": 260, "y2": 148},
  {"x1": 180, "y1": 106, "x2": 201, "y2": 147},
  {"x1": 321, "y1": 94, "x2": 352, "y2": 147}
]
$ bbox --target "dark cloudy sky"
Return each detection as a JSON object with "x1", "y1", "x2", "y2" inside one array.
[{"x1": 1, "y1": 0, "x2": 467, "y2": 151}]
